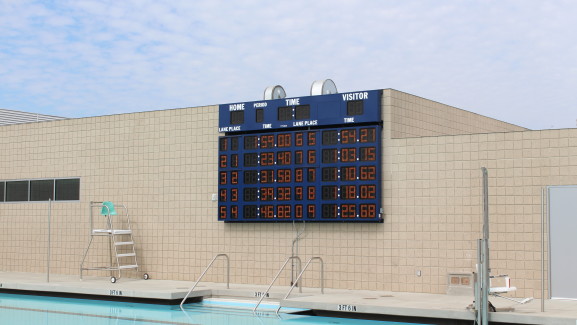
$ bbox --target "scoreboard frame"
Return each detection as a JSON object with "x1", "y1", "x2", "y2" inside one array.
[{"x1": 218, "y1": 90, "x2": 383, "y2": 223}]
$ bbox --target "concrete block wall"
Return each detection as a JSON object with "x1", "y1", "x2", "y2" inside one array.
[
  {"x1": 386, "y1": 89, "x2": 527, "y2": 138},
  {"x1": 1, "y1": 91, "x2": 574, "y2": 299}
]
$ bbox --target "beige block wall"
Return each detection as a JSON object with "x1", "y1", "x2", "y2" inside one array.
[
  {"x1": 1, "y1": 92, "x2": 575, "y2": 299},
  {"x1": 386, "y1": 128, "x2": 577, "y2": 298},
  {"x1": 0, "y1": 104, "x2": 392, "y2": 291},
  {"x1": 386, "y1": 89, "x2": 527, "y2": 138}
]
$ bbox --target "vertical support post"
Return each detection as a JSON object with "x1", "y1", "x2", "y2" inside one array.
[
  {"x1": 541, "y1": 187, "x2": 545, "y2": 312},
  {"x1": 547, "y1": 188, "x2": 552, "y2": 301},
  {"x1": 481, "y1": 239, "x2": 489, "y2": 325},
  {"x1": 480, "y1": 167, "x2": 490, "y2": 325},
  {"x1": 475, "y1": 240, "x2": 482, "y2": 325},
  {"x1": 47, "y1": 198, "x2": 52, "y2": 283}
]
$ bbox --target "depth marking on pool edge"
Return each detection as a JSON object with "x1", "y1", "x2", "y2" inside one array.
[
  {"x1": 0, "y1": 306, "x2": 200, "y2": 325},
  {"x1": 337, "y1": 304, "x2": 358, "y2": 312}
]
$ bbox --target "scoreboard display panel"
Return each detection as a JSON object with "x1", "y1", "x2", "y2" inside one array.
[{"x1": 218, "y1": 90, "x2": 383, "y2": 222}]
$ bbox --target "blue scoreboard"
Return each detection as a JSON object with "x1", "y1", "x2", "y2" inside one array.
[{"x1": 218, "y1": 90, "x2": 383, "y2": 222}]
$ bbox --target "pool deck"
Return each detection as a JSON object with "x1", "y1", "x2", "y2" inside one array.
[{"x1": 1, "y1": 271, "x2": 576, "y2": 325}]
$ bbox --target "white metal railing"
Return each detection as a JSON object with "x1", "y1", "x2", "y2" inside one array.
[
  {"x1": 276, "y1": 256, "x2": 324, "y2": 314},
  {"x1": 180, "y1": 254, "x2": 230, "y2": 309},
  {"x1": 253, "y1": 256, "x2": 302, "y2": 313}
]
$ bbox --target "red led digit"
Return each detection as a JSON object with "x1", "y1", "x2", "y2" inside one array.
[
  {"x1": 295, "y1": 168, "x2": 303, "y2": 182},
  {"x1": 219, "y1": 206, "x2": 227, "y2": 219},
  {"x1": 260, "y1": 187, "x2": 274, "y2": 201},
  {"x1": 360, "y1": 128, "x2": 376, "y2": 143},
  {"x1": 307, "y1": 168, "x2": 316, "y2": 182},
  {"x1": 231, "y1": 188, "x2": 238, "y2": 201},
  {"x1": 341, "y1": 129, "x2": 356, "y2": 144},
  {"x1": 295, "y1": 187, "x2": 303, "y2": 200},
  {"x1": 277, "y1": 151, "x2": 291, "y2": 165},
  {"x1": 260, "y1": 205, "x2": 274, "y2": 218},
  {"x1": 341, "y1": 166, "x2": 356, "y2": 181},
  {"x1": 219, "y1": 172, "x2": 227, "y2": 185},
  {"x1": 277, "y1": 133, "x2": 292, "y2": 147},
  {"x1": 295, "y1": 205, "x2": 303, "y2": 218},
  {"x1": 360, "y1": 185, "x2": 376, "y2": 199},
  {"x1": 307, "y1": 205, "x2": 316, "y2": 219},
  {"x1": 308, "y1": 150, "x2": 316, "y2": 164},
  {"x1": 219, "y1": 155, "x2": 227, "y2": 168},
  {"x1": 295, "y1": 132, "x2": 304, "y2": 146},
  {"x1": 308, "y1": 132, "x2": 316, "y2": 146},
  {"x1": 277, "y1": 205, "x2": 291, "y2": 218},
  {"x1": 278, "y1": 169, "x2": 292, "y2": 182},
  {"x1": 341, "y1": 185, "x2": 356, "y2": 199},
  {"x1": 219, "y1": 189, "x2": 227, "y2": 202},
  {"x1": 307, "y1": 186, "x2": 316, "y2": 200},
  {"x1": 341, "y1": 204, "x2": 356, "y2": 218},
  {"x1": 260, "y1": 152, "x2": 274, "y2": 166},
  {"x1": 231, "y1": 206, "x2": 238, "y2": 219},
  {"x1": 260, "y1": 135, "x2": 274, "y2": 148},
  {"x1": 360, "y1": 204, "x2": 376, "y2": 218},
  {"x1": 341, "y1": 148, "x2": 357, "y2": 162},
  {"x1": 231, "y1": 171, "x2": 238, "y2": 185},
  {"x1": 277, "y1": 187, "x2": 291, "y2": 200},
  {"x1": 359, "y1": 166, "x2": 376, "y2": 180},
  {"x1": 219, "y1": 138, "x2": 228, "y2": 151},
  {"x1": 360, "y1": 147, "x2": 376, "y2": 161},
  {"x1": 295, "y1": 150, "x2": 303, "y2": 164},
  {"x1": 231, "y1": 154, "x2": 238, "y2": 168},
  {"x1": 260, "y1": 170, "x2": 274, "y2": 183}
]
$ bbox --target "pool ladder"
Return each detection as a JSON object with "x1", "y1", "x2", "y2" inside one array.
[
  {"x1": 180, "y1": 254, "x2": 230, "y2": 309},
  {"x1": 253, "y1": 256, "x2": 324, "y2": 313}
]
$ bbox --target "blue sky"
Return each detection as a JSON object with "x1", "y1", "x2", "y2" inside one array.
[{"x1": 1, "y1": 0, "x2": 576, "y2": 130}]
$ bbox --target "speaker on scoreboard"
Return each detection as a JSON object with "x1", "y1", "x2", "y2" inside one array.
[
  {"x1": 310, "y1": 79, "x2": 338, "y2": 96},
  {"x1": 263, "y1": 85, "x2": 287, "y2": 100}
]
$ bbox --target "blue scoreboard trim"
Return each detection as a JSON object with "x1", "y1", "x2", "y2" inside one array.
[
  {"x1": 219, "y1": 90, "x2": 381, "y2": 132},
  {"x1": 218, "y1": 90, "x2": 383, "y2": 223}
]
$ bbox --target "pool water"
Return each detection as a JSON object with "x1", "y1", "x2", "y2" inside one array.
[{"x1": 0, "y1": 293, "x2": 429, "y2": 325}]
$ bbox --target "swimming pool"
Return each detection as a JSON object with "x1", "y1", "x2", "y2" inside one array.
[{"x1": 0, "y1": 292, "x2": 430, "y2": 325}]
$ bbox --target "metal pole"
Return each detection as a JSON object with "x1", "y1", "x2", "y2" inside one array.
[
  {"x1": 47, "y1": 198, "x2": 51, "y2": 283},
  {"x1": 475, "y1": 240, "x2": 481, "y2": 325},
  {"x1": 481, "y1": 239, "x2": 489, "y2": 325},
  {"x1": 547, "y1": 188, "x2": 552, "y2": 301},
  {"x1": 541, "y1": 187, "x2": 545, "y2": 312},
  {"x1": 481, "y1": 167, "x2": 490, "y2": 325}
]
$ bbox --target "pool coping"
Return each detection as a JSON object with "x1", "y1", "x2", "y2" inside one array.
[{"x1": 1, "y1": 271, "x2": 576, "y2": 325}]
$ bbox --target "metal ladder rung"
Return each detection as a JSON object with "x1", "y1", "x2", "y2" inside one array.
[
  {"x1": 118, "y1": 264, "x2": 138, "y2": 269},
  {"x1": 112, "y1": 230, "x2": 132, "y2": 235},
  {"x1": 115, "y1": 241, "x2": 134, "y2": 246},
  {"x1": 117, "y1": 253, "x2": 136, "y2": 258},
  {"x1": 91, "y1": 229, "x2": 132, "y2": 235}
]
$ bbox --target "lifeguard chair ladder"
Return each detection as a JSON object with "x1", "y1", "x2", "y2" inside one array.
[{"x1": 80, "y1": 201, "x2": 149, "y2": 283}]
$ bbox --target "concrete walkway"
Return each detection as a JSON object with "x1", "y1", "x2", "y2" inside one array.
[{"x1": 1, "y1": 271, "x2": 576, "y2": 324}]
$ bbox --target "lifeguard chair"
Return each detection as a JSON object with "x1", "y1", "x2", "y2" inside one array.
[{"x1": 80, "y1": 201, "x2": 148, "y2": 283}]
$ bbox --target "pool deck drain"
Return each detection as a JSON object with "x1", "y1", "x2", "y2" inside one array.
[{"x1": 1, "y1": 271, "x2": 577, "y2": 324}]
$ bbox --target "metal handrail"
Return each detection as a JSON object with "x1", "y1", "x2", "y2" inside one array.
[
  {"x1": 179, "y1": 254, "x2": 230, "y2": 309},
  {"x1": 276, "y1": 256, "x2": 324, "y2": 314},
  {"x1": 253, "y1": 256, "x2": 302, "y2": 313}
]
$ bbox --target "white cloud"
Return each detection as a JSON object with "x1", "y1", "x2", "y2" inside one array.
[{"x1": 0, "y1": 0, "x2": 576, "y2": 129}]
